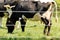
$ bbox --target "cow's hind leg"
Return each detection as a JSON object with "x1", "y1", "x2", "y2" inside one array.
[
  {"x1": 44, "y1": 18, "x2": 52, "y2": 36},
  {"x1": 20, "y1": 18, "x2": 26, "y2": 32},
  {"x1": 47, "y1": 20, "x2": 52, "y2": 36},
  {"x1": 44, "y1": 26, "x2": 47, "y2": 35}
]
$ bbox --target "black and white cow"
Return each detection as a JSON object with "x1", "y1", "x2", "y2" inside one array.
[{"x1": 4, "y1": 0, "x2": 58, "y2": 36}]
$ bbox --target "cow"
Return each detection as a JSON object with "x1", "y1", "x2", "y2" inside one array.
[{"x1": 4, "y1": 0, "x2": 58, "y2": 36}]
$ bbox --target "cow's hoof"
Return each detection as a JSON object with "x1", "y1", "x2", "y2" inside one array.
[
  {"x1": 8, "y1": 32, "x2": 12, "y2": 34},
  {"x1": 22, "y1": 30, "x2": 24, "y2": 32},
  {"x1": 43, "y1": 30, "x2": 46, "y2": 35},
  {"x1": 22, "y1": 29, "x2": 25, "y2": 32},
  {"x1": 8, "y1": 32, "x2": 12, "y2": 33},
  {"x1": 22, "y1": 28, "x2": 25, "y2": 32},
  {"x1": 8, "y1": 31, "x2": 13, "y2": 34}
]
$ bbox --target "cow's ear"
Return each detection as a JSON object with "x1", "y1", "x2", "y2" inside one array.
[
  {"x1": 4, "y1": 5, "x2": 9, "y2": 7},
  {"x1": 11, "y1": 5, "x2": 15, "y2": 8}
]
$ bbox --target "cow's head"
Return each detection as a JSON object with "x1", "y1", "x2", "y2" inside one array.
[{"x1": 4, "y1": 4, "x2": 15, "y2": 18}]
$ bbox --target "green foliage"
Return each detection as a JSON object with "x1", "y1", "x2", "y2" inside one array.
[{"x1": 55, "y1": 0, "x2": 60, "y2": 4}]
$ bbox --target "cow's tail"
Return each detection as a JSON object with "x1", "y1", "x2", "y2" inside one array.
[{"x1": 53, "y1": 1, "x2": 58, "y2": 22}]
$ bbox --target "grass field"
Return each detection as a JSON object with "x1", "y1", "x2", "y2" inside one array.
[
  {"x1": 0, "y1": 0, "x2": 59, "y2": 40},
  {"x1": 0, "y1": 17, "x2": 60, "y2": 40}
]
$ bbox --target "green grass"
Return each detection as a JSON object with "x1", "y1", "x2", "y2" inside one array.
[
  {"x1": 0, "y1": 17, "x2": 60, "y2": 40},
  {"x1": 0, "y1": 0, "x2": 59, "y2": 40}
]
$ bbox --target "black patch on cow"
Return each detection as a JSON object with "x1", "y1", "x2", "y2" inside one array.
[
  {"x1": 40, "y1": 4, "x2": 50, "y2": 15},
  {"x1": 10, "y1": 1, "x2": 38, "y2": 18}
]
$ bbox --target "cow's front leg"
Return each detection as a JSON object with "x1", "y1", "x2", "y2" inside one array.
[
  {"x1": 41, "y1": 17, "x2": 48, "y2": 35},
  {"x1": 6, "y1": 18, "x2": 16, "y2": 33},
  {"x1": 20, "y1": 18, "x2": 26, "y2": 32}
]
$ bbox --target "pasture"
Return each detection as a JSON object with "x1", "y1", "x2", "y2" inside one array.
[
  {"x1": 0, "y1": 0, "x2": 60, "y2": 40},
  {"x1": 0, "y1": 15, "x2": 60, "y2": 40}
]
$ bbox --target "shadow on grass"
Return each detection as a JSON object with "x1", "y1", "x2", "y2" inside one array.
[{"x1": 0, "y1": 37, "x2": 60, "y2": 40}]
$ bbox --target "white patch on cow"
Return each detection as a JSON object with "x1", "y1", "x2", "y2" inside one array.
[
  {"x1": 40, "y1": 0, "x2": 54, "y2": 3},
  {"x1": 6, "y1": 8, "x2": 12, "y2": 18},
  {"x1": 42, "y1": 11, "x2": 52, "y2": 20},
  {"x1": 19, "y1": 18, "x2": 22, "y2": 20},
  {"x1": 34, "y1": 0, "x2": 39, "y2": 1}
]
